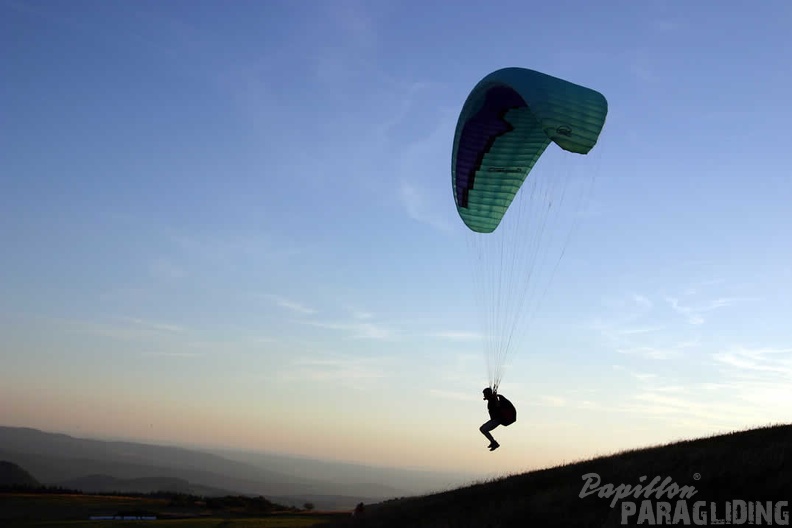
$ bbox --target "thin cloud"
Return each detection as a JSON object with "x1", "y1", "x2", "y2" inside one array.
[
  {"x1": 591, "y1": 292, "x2": 660, "y2": 347},
  {"x1": 712, "y1": 346, "x2": 792, "y2": 378},
  {"x1": 310, "y1": 0, "x2": 379, "y2": 90},
  {"x1": 350, "y1": 309, "x2": 374, "y2": 320},
  {"x1": 612, "y1": 365, "x2": 657, "y2": 381},
  {"x1": 575, "y1": 400, "x2": 607, "y2": 411},
  {"x1": 429, "y1": 388, "x2": 477, "y2": 402},
  {"x1": 117, "y1": 317, "x2": 185, "y2": 333},
  {"x1": 612, "y1": 345, "x2": 792, "y2": 430},
  {"x1": 387, "y1": 106, "x2": 458, "y2": 233},
  {"x1": 682, "y1": 278, "x2": 725, "y2": 297},
  {"x1": 181, "y1": 336, "x2": 277, "y2": 351},
  {"x1": 399, "y1": 180, "x2": 452, "y2": 233},
  {"x1": 621, "y1": 389, "x2": 760, "y2": 428},
  {"x1": 266, "y1": 294, "x2": 316, "y2": 315},
  {"x1": 99, "y1": 286, "x2": 152, "y2": 303},
  {"x1": 651, "y1": 18, "x2": 684, "y2": 33},
  {"x1": 614, "y1": 325, "x2": 664, "y2": 336},
  {"x1": 373, "y1": 81, "x2": 434, "y2": 142},
  {"x1": 632, "y1": 294, "x2": 653, "y2": 310},
  {"x1": 429, "y1": 331, "x2": 483, "y2": 341},
  {"x1": 709, "y1": 345, "x2": 792, "y2": 413},
  {"x1": 305, "y1": 320, "x2": 393, "y2": 340},
  {"x1": 615, "y1": 345, "x2": 684, "y2": 360},
  {"x1": 539, "y1": 395, "x2": 566, "y2": 407},
  {"x1": 665, "y1": 296, "x2": 741, "y2": 325},
  {"x1": 435, "y1": 352, "x2": 482, "y2": 385},
  {"x1": 282, "y1": 355, "x2": 388, "y2": 388},
  {"x1": 627, "y1": 50, "x2": 662, "y2": 84},
  {"x1": 172, "y1": 232, "x2": 303, "y2": 269},
  {"x1": 148, "y1": 257, "x2": 185, "y2": 280},
  {"x1": 142, "y1": 351, "x2": 203, "y2": 358},
  {"x1": 51, "y1": 316, "x2": 186, "y2": 341}
]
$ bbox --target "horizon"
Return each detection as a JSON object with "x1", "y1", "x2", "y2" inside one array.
[
  {"x1": 3, "y1": 0, "x2": 791, "y2": 478},
  {"x1": 0, "y1": 423, "x2": 478, "y2": 477},
  {"x1": 7, "y1": 421, "x2": 789, "y2": 486}
]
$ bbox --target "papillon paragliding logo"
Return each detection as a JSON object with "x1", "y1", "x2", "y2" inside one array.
[
  {"x1": 579, "y1": 473, "x2": 790, "y2": 526},
  {"x1": 451, "y1": 67, "x2": 608, "y2": 391}
]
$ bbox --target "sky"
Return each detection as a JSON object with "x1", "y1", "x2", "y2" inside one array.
[{"x1": 2, "y1": 0, "x2": 792, "y2": 480}]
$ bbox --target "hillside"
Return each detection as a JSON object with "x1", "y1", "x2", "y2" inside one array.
[
  {"x1": 0, "y1": 460, "x2": 40, "y2": 488},
  {"x1": 52, "y1": 474, "x2": 229, "y2": 496},
  {"x1": 318, "y1": 423, "x2": 792, "y2": 528}
]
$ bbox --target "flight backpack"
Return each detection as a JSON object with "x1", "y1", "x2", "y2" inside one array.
[{"x1": 498, "y1": 395, "x2": 517, "y2": 426}]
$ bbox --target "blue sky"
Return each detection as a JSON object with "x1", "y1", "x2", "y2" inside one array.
[{"x1": 2, "y1": 0, "x2": 792, "y2": 478}]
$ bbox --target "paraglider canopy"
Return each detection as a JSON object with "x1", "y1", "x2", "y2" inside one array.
[{"x1": 452, "y1": 67, "x2": 608, "y2": 233}]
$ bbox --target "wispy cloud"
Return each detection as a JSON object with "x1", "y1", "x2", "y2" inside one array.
[
  {"x1": 614, "y1": 325, "x2": 664, "y2": 336},
  {"x1": 712, "y1": 346, "x2": 792, "y2": 379},
  {"x1": 539, "y1": 395, "x2": 566, "y2": 407},
  {"x1": 310, "y1": 0, "x2": 379, "y2": 90},
  {"x1": 665, "y1": 295, "x2": 743, "y2": 325},
  {"x1": 427, "y1": 331, "x2": 483, "y2": 341},
  {"x1": 632, "y1": 294, "x2": 653, "y2": 311},
  {"x1": 373, "y1": 81, "x2": 436, "y2": 142},
  {"x1": 382, "y1": 99, "x2": 458, "y2": 233},
  {"x1": 181, "y1": 336, "x2": 277, "y2": 352},
  {"x1": 99, "y1": 286, "x2": 154, "y2": 304},
  {"x1": 682, "y1": 278, "x2": 725, "y2": 296},
  {"x1": 429, "y1": 388, "x2": 478, "y2": 402},
  {"x1": 282, "y1": 355, "x2": 388, "y2": 388},
  {"x1": 171, "y1": 231, "x2": 303, "y2": 270},
  {"x1": 117, "y1": 317, "x2": 186, "y2": 333},
  {"x1": 628, "y1": 390, "x2": 729, "y2": 419},
  {"x1": 142, "y1": 350, "x2": 203, "y2": 358},
  {"x1": 51, "y1": 315, "x2": 187, "y2": 341},
  {"x1": 591, "y1": 292, "x2": 658, "y2": 342},
  {"x1": 708, "y1": 346, "x2": 792, "y2": 419},
  {"x1": 608, "y1": 343, "x2": 792, "y2": 432},
  {"x1": 432, "y1": 352, "x2": 482, "y2": 390},
  {"x1": 595, "y1": 287, "x2": 750, "y2": 360},
  {"x1": 148, "y1": 258, "x2": 185, "y2": 280},
  {"x1": 615, "y1": 340, "x2": 697, "y2": 360},
  {"x1": 628, "y1": 50, "x2": 662, "y2": 84},
  {"x1": 265, "y1": 294, "x2": 316, "y2": 315},
  {"x1": 612, "y1": 365, "x2": 657, "y2": 381},
  {"x1": 651, "y1": 18, "x2": 684, "y2": 33},
  {"x1": 399, "y1": 180, "x2": 453, "y2": 233},
  {"x1": 303, "y1": 320, "x2": 393, "y2": 340}
]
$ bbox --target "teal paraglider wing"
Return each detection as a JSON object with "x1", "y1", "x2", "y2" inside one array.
[{"x1": 451, "y1": 68, "x2": 608, "y2": 234}]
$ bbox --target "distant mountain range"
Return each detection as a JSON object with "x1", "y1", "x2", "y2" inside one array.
[{"x1": 0, "y1": 426, "x2": 477, "y2": 510}]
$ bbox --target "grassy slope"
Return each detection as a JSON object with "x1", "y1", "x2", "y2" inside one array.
[{"x1": 318, "y1": 423, "x2": 792, "y2": 528}]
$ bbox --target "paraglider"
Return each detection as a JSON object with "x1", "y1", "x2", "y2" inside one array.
[
  {"x1": 452, "y1": 67, "x2": 608, "y2": 447},
  {"x1": 479, "y1": 387, "x2": 517, "y2": 451}
]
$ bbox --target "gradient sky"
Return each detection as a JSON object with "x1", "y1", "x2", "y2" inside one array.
[{"x1": 2, "y1": 0, "x2": 792, "y2": 479}]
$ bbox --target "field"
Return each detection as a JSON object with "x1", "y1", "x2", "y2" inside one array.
[
  {"x1": 0, "y1": 493, "x2": 346, "y2": 528},
  {"x1": 3, "y1": 517, "x2": 337, "y2": 528},
  {"x1": 3, "y1": 514, "x2": 328, "y2": 528}
]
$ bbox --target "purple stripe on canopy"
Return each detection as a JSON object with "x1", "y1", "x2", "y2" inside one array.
[{"x1": 455, "y1": 86, "x2": 527, "y2": 208}]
